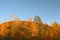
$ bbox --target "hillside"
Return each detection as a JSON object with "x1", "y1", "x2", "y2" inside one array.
[{"x1": 0, "y1": 16, "x2": 60, "y2": 40}]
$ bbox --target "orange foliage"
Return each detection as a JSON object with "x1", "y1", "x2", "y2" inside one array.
[{"x1": 0, "y1": 16, "x2": 60, "y2": 40}]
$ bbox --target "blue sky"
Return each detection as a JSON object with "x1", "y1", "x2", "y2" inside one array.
[{"x1": 0, "y1": 0, "x2": 60, "y2": 24}]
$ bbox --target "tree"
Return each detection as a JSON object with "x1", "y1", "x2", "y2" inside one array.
[
  {"x1": 34, "y1": 16, "x2": 43, "y2": 39},
  {"x1": 28, "y1": 18, "x2": 32, "y2": 22},
  {"x1": 52, "y1": 22, "x2": 60, "y2": 40},
  {"x1": 34, "y1": 16, "x2": 42, "y2": 25},
  {"x1": 38, "y1": 24, "x2": 49, "y2": 37},
  {"x1": 19, "y1": 22, "x2": 32, "y2": 40}
]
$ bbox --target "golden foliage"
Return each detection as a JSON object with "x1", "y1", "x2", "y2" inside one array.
[{"x1": 0, "y1": 16, "x2": 60, "y2": 40}]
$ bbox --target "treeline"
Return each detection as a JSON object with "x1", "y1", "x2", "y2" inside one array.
[{"x1": 0, "y1": 16, "x2": 60, "y2": 40}]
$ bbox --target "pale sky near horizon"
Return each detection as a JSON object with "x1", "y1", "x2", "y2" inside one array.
[{"x1": 0, "y1": 0, "x2": 60, "y2": 24}]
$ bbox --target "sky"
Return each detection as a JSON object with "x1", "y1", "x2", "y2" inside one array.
[{"x1": 0, "y1": 0, "x2": 60, "y2": 24}]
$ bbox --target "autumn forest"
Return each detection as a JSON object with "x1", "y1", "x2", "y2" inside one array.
[{"x1": 0, "y1": 16, "x2": 60, "y2": 40}]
